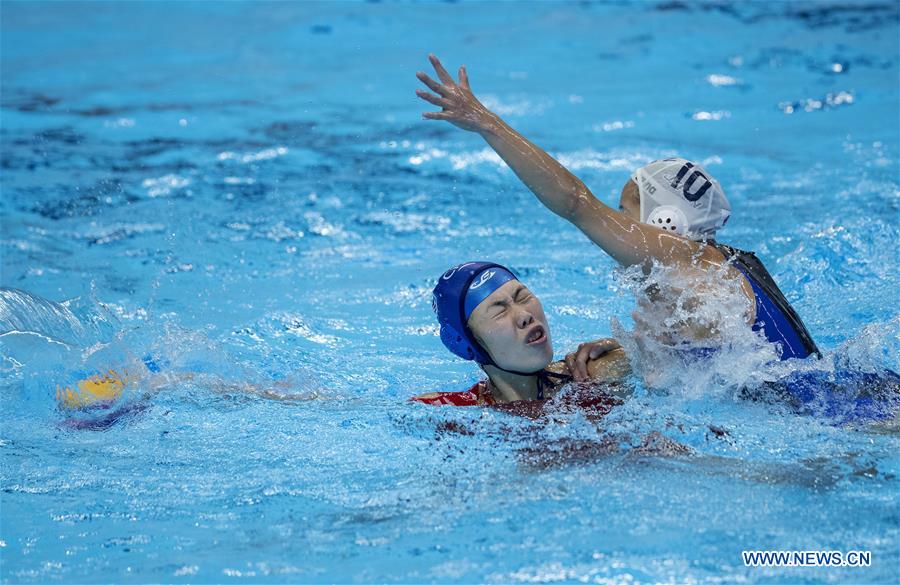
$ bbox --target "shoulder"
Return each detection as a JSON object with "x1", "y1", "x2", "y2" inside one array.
[
  {"x1": 703, "y1": 240, "x2": 762, "y2": 266},
  {"x1": 699, "y1": 241, "x2": 757, "y2": 319},
  {"x1": 410, "y1": 381, "x2": 494, "y2": 406}
]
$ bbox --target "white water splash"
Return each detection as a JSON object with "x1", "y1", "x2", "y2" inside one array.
[{"x1": 609, "y1": 262, "x2": 779, "y2": 398}]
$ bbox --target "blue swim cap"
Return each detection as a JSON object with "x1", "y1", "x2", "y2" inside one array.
[{"x1": 432, "y1": 262, "x2": 518, "y2": 364}]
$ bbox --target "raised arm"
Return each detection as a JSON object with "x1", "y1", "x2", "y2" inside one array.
[{"x1": 416, "y1": 55, "x2": 721, "y2": 271}]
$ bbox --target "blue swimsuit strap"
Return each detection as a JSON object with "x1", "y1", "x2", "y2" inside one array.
[{"x1": 713, "y1": 243, "x2": 820, "y2": 360}]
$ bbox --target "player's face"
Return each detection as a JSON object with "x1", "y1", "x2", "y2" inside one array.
[{"x1": 467, "y1": 281, "x2": 553, "y2": 372}]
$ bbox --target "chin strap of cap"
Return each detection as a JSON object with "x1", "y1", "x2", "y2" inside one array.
[
  {"x1": 488, "y1": 365, "x2": 574, "y2": 400},
  {"x1": 535, "y1": 369, "x2": 574, "y2": 400}
]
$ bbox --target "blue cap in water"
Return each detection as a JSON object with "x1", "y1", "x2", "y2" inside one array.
[{"x1": 432, "y1": 262, "x2": 518, "y2": 365}]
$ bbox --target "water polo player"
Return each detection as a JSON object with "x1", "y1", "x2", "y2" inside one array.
[
  {"x1": 412, "y1": 262, "x2": 630, "y2": 408},
  {"x1": 0, "y1": 285, "x2": 319, "y2": 429},
  {"x1": 415, "y1": 54, "x2": 819, "y2": 365}
]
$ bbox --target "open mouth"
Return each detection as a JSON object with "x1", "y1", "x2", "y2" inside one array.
[{"x1": 525, "y1": 325, "x2": 547, "y2": 345}]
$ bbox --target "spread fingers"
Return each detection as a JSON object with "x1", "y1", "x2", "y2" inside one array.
[
  {"x1": 416, "y1": 89, "x2": 450, "y2": 108},
  {"x1": 429, "y1": 54, "x2": 456, "y2": 85},
  {"x1": 416, "y1": 71, "x2": 449, "y2": 96}
]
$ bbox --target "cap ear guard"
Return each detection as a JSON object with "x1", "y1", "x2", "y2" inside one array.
[
  {"x1": 439, "y1": 321, "x2": 491, "y2": 364},
  {"x1": 646, "y1": 205, "x2": 688, "y2": 235}
]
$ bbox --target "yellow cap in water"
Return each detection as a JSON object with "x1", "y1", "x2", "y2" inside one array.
[{"x1": 56, "y1": 369, "x2": 128, "y2": 409}]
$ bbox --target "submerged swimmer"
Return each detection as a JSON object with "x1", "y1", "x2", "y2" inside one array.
[
  {"x1": 412, "y1": 262, "x2": 630, "y2": 415},
  {"x1": 0, "y1": 286, "x2": 322, "y2": 429},
  {"x1": 53, "y1": 365, "x2": 322, "y2": 429},
  {"x1": 415, "y1": 55, "x2": 818, "y2": 366}
]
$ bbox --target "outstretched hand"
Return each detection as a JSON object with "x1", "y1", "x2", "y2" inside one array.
[
  {"x1": 564, "y1": 338, "x2": 622, "y2": 383},
  {"x1": 416, "y1": 54, "x2": 496, "y2": 133}
]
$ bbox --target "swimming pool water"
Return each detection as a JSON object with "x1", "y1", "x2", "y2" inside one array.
[{"x1": 2, "y1": 1, "x2": 899, "y2": 583}]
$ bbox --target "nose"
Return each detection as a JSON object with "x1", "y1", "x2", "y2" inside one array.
[{"x1": 516, "y1": 308, "x2": 534, "y2": 329}]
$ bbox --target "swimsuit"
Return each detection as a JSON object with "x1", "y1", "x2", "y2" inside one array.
[
  {"x1": 411, "y1": 378, "x2": 624, "y2": 419},
  {"x1": 714, "y1": 242, "x2": 820, "y2": 360},
  {"x1": 712, "y1": 244, "x2": 899, "y2": 422},
  {"x1": 411, "y1": 381, "x2": 496, "y2": 406},
  {"x1": 753, "y1": 368, "x2": 900, "y2": 425}
]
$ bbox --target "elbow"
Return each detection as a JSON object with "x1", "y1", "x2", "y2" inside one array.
[{"x1": 560, "y1": 185, "x2": 594, "y2": 222}]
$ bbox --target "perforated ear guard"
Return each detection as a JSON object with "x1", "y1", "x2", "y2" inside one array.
[{"x1": 646, "y1": 205, "x2": 689, "y2": 235}]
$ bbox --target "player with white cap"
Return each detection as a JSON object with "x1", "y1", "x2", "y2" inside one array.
[
  {"x1": 630, "y1": 157, "x2": 731, "y2": 239},
  {"x1": 416, "y1": 54, "x2": 820, "y2": 370}
]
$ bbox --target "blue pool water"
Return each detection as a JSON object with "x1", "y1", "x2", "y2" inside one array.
[{"x1": 2, "y1": 1, "x2": 899, "y2": 583}]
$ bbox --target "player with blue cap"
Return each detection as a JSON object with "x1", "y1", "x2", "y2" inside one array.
[{"x1": 415, "y1": 261, "x2": 631, "y2": 406}]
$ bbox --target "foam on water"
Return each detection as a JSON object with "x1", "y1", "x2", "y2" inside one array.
[{"x1": 610, "y1": 261, "x2": 778, "y2": 397}]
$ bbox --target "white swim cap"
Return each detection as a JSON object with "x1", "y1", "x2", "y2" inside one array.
[{"x1": 632, "y1": 158, "x2": 731, "y2": 240}]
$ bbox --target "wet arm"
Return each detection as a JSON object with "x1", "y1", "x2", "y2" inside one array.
[
  {"x1": 477, "y1": 116, "x2": 718, "y2": 269},
  {"x1": 479, "y1": 114, "x2": 593, "y2": 222},
  {"x1": 416, "y1": 55, "x2": 713, "y2": 270}
]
